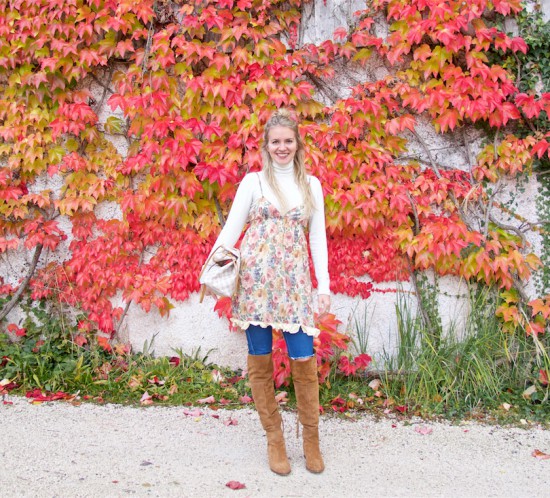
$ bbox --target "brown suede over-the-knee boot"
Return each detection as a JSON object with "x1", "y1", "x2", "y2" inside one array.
[
  {"x1": 290, "y1": 356, "x2": 325, "y2": 473},
  {"x1": 247, "y1": 354, "x2": 291, "y2": 475}
]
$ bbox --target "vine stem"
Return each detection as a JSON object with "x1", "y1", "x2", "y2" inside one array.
[
  {"x1": 113, "y1": 249, "x2": 145, "y2": 339},
  {"x1": 0, "y1": 244, "x2": 43, "y2": 322},
  {"x1": 93, "y1": 65, "x2": 115, "y2": 112},
  {"x1": 406, "y1": 256, "x2": 435, "y2": 336},
  {"x1": 214, "y1": 196, "x2": 226, "y2": 227},
  {"x1": 411, "y1": 129, "x2": 475, "y2": 231}
]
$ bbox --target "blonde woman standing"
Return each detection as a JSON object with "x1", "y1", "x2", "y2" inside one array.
[{"x1": 209, "y1": 109, "x2": 330, "y2": 475}]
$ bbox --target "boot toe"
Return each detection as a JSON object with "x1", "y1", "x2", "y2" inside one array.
[{"x1": 268, "y1": 443, "x2": 291, "y2": 475}]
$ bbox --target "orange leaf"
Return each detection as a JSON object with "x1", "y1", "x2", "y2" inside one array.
[{"x1": 532, "y1": 450, "x2": 550, "y2": 460}]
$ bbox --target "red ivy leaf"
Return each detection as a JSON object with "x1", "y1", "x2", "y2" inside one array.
[
  {"x1": 334, "y1": 27, "x2": 348, "y2": 41},
  {"x1": 539, "y1": 369, "x2": 549, "y2": 386},
  {"x1": 226, "y1": 481, "x2": 246, "y2": 490}
]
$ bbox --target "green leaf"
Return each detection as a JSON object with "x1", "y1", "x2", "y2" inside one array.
[
  {"x1": 65, "y1": 138, "x2": 79, "y2": 152},
  {"x1": 104, "y1": 116, "x2": 125, "y2": 134},
  {"x1": 48, "y1": 146, "x2": 65, "y2": 164}
]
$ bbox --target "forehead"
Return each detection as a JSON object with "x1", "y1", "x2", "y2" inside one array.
[{"x1": 267, "y1": 126, "x2": 296, "y2": 141}]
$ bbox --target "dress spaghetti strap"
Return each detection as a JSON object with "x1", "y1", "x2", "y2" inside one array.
[{"x1": 257, "y1": 172, "x2": 264, "y2": 197}]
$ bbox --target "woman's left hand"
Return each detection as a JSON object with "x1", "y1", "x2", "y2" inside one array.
[{"x1": 318, "y1": 294, "x2": 331, "y2": 316}]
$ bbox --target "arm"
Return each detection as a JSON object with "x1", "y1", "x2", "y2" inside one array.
[
  {"x1": 211, "y1": 173, "x2": 256, "y2": 251},
  {"x1": 308, "y1": 177, "x2": 331, "y2": 313}
]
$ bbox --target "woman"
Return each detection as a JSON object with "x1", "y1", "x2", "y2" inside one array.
[{"x1": 209, "y1": 109, "x2": 330, "y2": 475}]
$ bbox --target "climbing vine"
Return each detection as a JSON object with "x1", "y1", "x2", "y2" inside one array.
[{"x1": 0, "y1": 0, "x2": 549, "y2": 386}]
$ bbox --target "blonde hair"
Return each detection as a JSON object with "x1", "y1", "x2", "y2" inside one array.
[{"x1": 260, "y1": 109, "x2": 315, "y2": 218}]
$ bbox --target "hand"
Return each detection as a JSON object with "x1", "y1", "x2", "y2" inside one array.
[{"x1": 318, "y1": 294, "x2": 331, "y2": 316}]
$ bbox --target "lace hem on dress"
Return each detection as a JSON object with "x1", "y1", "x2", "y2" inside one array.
[{"x1": 231, "y1": 318, "x2": 319, "y2": 337}]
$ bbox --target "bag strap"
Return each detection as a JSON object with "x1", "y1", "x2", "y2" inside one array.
[
  {"x1": 198, "y1": 248, "x2": 219, "y2": 281},
  {"x1": 199, "y1": 284, "x2": 206, "y2": 303},
  {"x1": 257, "y1": 172, "x2": 264, "y2": 197}
]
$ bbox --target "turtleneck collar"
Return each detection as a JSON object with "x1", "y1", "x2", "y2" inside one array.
[{"x1": 272, "y1": 161, "x2": 294, "y2": 177}]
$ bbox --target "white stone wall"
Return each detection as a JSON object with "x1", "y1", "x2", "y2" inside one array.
[{"x1": 2, "y1": 0, "x2": 544, "y2": 371}]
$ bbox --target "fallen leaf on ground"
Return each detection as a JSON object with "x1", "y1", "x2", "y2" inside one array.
[
  {"x1": 183, "y1": 408, "x2": 203, "y2": 417},
  {"x1": 128, "y1": 377, "x2": 141, "y2": 389},
  {"x1": 368, "y1": 379, "x2": 381, "y2": 390},
  {"x1": 140, "y1": 391, "x2": 153, "y2": 405},
  {"x1": 211, "y1": 370, "x2": 225, "y2": 382},
  {"x1": 501, "y1": 403, "x2": 511, "y2": 411},
  {"x1": 219, "y1": 398, "x2": 231, "y2": 405},
  {"x1": 239, "y1": 395, "x2": 252, "y2": 403},
  {"x1": 197, "y1": 395, "x2": 216, "y2": 404},
  {"x1": 25, "y1": 389, "x2": 74, "y2": 403},
  {"x1": 226, "y1": 374, "x2": 244, "y2": 384},
  {"x1": 274, "y1": 391, "x2": 288, "y2": 403},
  {"x1": 0, "y1": 379, "x2": 17, "y2": 394},
  {"x1": 414, "y1": 425, "x2": 433, "y2": 435},
  {"x1": 522, "y1": 385, "x2": 537, "y2": 399},
  {"x1": 226, "y1": 481, "x2": 246, "y2": 490},
  {"x1": 223, "y1": 418, "x2": 238, "y2": 426},
  {"x1": 532, "y1": 449, "x2": 550, "y2": 460}
]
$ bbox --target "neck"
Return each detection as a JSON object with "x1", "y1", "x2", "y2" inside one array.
[{"x1": 272, "y1": 161, "x2": 294, "y2": 176}]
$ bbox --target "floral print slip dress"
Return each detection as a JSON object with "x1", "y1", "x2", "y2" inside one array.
[{"x1": 230, "y1": 173, "x2": 319, "y2": 336}]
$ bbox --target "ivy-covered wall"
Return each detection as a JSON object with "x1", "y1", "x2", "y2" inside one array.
[{"x1": 1, "y1": 0, "x2": 549, "y2": 370}]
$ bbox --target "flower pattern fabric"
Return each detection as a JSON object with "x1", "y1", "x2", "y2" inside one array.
[{"x1": 231, "y1": 196, "x2": 319, "y2": 336}]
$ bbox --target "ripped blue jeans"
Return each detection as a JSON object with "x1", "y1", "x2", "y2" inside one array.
[{"x1": 245, "y1": 324, "x2": 314, "y2": 360}]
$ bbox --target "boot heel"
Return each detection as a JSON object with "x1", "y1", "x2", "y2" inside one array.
[
  {"x1": 291, "y1": 357, "x2": 325, "y2": 474},
  {"x1": 248, "y1": 354, "x2": 291, "y2": 476}
]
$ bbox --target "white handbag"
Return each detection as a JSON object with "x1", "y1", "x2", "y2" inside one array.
[{"x1": 199, "y1": 245, "x2": 241, "y2": 302}]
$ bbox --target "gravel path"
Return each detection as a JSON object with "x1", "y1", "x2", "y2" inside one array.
[{"x1": 1, "y1": 396, "x2": 549, "y2": 497}]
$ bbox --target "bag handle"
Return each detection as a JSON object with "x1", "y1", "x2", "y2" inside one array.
[
  {"x1": 199, "y1": 284, "x2": 206, "y2": 303},
  {"x1": 199, "y1": 246, "x2": 238, "y2": 280},
  {"x1": 198, "y1": 246, "x2": 240, "y2": 303}
]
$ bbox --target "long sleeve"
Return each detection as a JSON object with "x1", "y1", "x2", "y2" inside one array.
[
  {"x1": 308, "y1": 176, "x2": 330, "y2": 295},
  {"x1": 211, "y1": 173, "x2": 256, "y2": 251}
]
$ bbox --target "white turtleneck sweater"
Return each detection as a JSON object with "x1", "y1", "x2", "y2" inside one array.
[{"x1": 212, "y1": 162, "x2": 330, "y2": 295}]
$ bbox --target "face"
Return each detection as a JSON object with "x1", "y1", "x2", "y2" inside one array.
[{"x1": 266, "y1": 126, "x2": 298, "y2": 165}]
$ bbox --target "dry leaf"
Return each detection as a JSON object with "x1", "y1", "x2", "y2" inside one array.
[
  {"x1": 275, "y1": 391, "x2": 288, "y2": 403},
  {"x1": 226, "y1": 481, "x2": 246, "y2": 490},
  {"x1": 522, "y1": 385, "x2": 537, "y2": 399},
  {"x1": 128, "y1": 376, "x2": 141, "y2": 389},
  {"x1": 532, "y1": 449, "x2": 550, "y2": 460},
  {"x1": 414, "y1": 425, "x2": 433, "y2": 435},
  {"x1": 140, "y1": 391, "x2": 153, "y2": 406},
  {"x1": 368, "y1": 379, "x2": 381, "y2": 390},
  {"x1": 183, "y1": 408, "x2": 203, "y2": 417},
  {"x1": 211, "y1": 370, "x2": 225, "y2": 383},
  {"x1": 197, "y1": 395, "x2": 216, "y2": 404}
]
